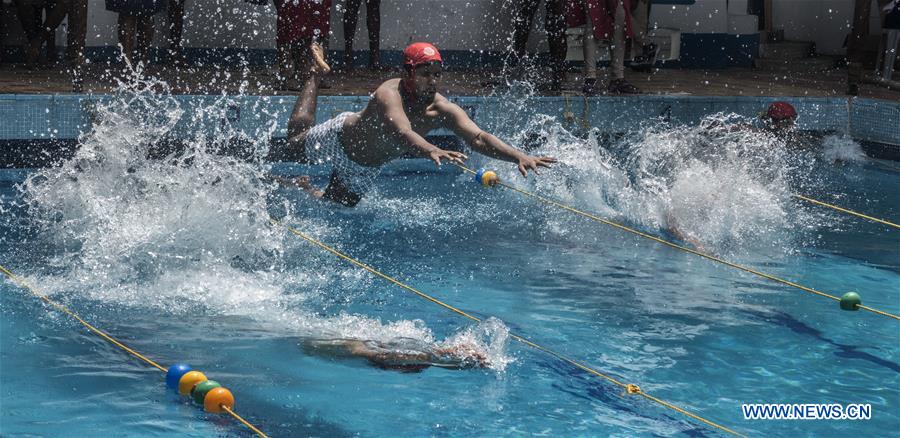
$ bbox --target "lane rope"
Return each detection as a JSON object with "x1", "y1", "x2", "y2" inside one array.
[
  {"x1": 0, "y1": 263, "x2": 269, "y2": 438},
  {"x1": 453, "y1": 163, "x2": 899, "y2": 321},
  {"x1": 792, "y1": 194, "x2": 899, "y2": 229},
  {"x1": 270, "y1": 218, "x2": 746, "y2": 437}
]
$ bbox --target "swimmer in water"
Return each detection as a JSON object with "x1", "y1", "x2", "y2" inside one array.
[
  {"x1": 268, "y1": 42, "x2": 557, "y2": 206},
  {"x1": 301, "y1": 338, "x2": 490, "y2": 372}
]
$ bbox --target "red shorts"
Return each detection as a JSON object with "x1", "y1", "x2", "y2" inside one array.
[
  {"x1": 276, "y1": 0, "x2": 333, "y2": 45},
  {"x1": 566, "y1": 0, "x2": 633, "y2": 40}
]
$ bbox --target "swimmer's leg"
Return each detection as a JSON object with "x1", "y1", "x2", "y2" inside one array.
[
  {"x1": 269, "y1": 42, "x2": 331, "y2": 162},
  {"x1": 269, "y1": 175, "x2": 324, "y2": 198},
  {"x1": 267, "y1": 43, "x2": 331, "y2": 197}
]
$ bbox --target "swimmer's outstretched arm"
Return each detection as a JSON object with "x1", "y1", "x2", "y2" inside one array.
[
  {"x1": 436, "y1": 99, "x2": 557, "y2": 177},
  {"x1": 373, "y1": 87, "x2": 468, "y2": 167},
  {"x1": 302, "y1": 339, "x2": 489, "y2": 371}
]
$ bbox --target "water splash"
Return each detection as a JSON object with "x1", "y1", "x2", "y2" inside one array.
[
  {"x1": 437, "y1": 317, "x2": 513, "y2": 371},
  {"x1": 471, "y1": 111, "x2": 830, "y2": 254},
  {"x1": 15, "y1": 72, "x2": 513, "y2": 367},
  {"x1": 821, "y1": 134, "x2": 866, "y2": 163}
]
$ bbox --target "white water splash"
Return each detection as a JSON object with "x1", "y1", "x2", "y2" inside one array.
[
  {"x1": 821, "y1": 134, "x2": 866, "y2": 163},
  {"x1": 474, "y1": 111, "x2": 823, "y2": 253},
  {"x1": 16, "y1": 73, "x2": 514, "y2": 369}
]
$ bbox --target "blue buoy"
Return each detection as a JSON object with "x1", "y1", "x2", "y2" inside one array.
[
  {"x1": 166, "y1": 363, "x2": 192, "y2": 389},
  {"x1": 475, "y1": 168, "x2": 486, "y2": 183}
]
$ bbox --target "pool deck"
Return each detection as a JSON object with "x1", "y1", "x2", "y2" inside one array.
[{"x1": 2, "y1": 62, "x2": 900, "y2": 101}]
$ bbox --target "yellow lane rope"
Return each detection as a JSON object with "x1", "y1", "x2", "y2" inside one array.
[
  {"x1": 222, "y1": 406, "x2": 268, "y2": 437},
  {"x1": 0, "y1": 263, "x2": 269, "y2": 438},
  {"x1": 270, "y1": 218, "x2": 745, "y2": 437},
  {"x1": 453, "y1": 164, "x2": 900, "y2": 321},
  {"x1": 792, "y1": 194, "x2": 899, "y2": 230},
  {"x1": 867, "y1": 158, "x2": 900, "y2": 173}
]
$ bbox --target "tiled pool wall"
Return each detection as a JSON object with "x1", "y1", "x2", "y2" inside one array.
[{"x1": 1, "y1": 95, "x2": 899, "y2": 166}]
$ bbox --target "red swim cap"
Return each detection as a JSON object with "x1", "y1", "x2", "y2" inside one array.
[
  {"x1": 403, "y1": 42, "x2": 442, "y2": 67},
  {"x1": 766, "y1": 101, "x2": 797, "y2": 120}
]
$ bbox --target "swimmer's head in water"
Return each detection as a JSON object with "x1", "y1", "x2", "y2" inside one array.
[
  {"x1": 762, "y1": 101, "x2": 798, "y2": 132},
  {"x1": 401, "y1": 42, "x2": 443, "y2": 101}
]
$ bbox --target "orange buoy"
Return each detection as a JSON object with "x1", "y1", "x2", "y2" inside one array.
[{"x1": 203, "y1": 387, "x2": 235, "y2": 413}]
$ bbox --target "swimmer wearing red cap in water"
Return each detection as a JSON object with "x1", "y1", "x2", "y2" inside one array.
[
  {"x1": 269, "y1": 42, "x2": 557, "y2": 207},
  {"x1": 761, "y1": 101, "x2": 798, "y2": 132}
]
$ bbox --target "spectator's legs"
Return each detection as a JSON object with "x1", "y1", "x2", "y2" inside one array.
[
  {"x1": 277, "y1": 43, "x2": 292, "y2": 82},
  {"x1": 273, "y1": 0, "x2": 293, "y2": 83},
  {"x1": 630, "y1": 0, "x2": 649, "y2": 58},
  {"x1": 511, "y1": 0, "x2": 541, "y2": 57},
  {"x1": 607, "y1": 0, "x2": 640, "y2": 93},
  {"x1": 342, "y1": 0, "x2": 363, "y2": 69},
  {"x1": 40, "y1": 1, "x2": 58, "y2": 63},
  {"x1": 582, "y1": 1, "x2": 599, "y2": 93},
  {"x1": 135, "y1": 16, "x2": 154, "y2": 65},
  {"x1": 883, "y1": 30, "x2": 899, "y2": 81},
  {"x1": 13, "y1": 0, "x2": 40, "y2": 40},
  {"x1": 116, "y1": 14, "x2": 136, "y2": 65},
  {"x1": 14, "y1": 0, "x2": 41, "y2": 65},
  {"x1": 365, "y1": 0, "x2": 381, "y2": 68},
  {"x1": 847, "y1": 0, "x2": 871, "y2": 95},
  {"x1": 30, "y1": 0, "x2": 72, "y2": 65},
  {"x1": 545, "y1": 0, "x2": 567, "y2": 89},
  {"x1": 609, "y1": 0, "x2": 625, "y2": 80},
  {"x1": 167, "y1": 0, "x2": 186, "y2": 64},
  {"x1": 66, "y1": 0, "x2": 87, "y2": 66}
]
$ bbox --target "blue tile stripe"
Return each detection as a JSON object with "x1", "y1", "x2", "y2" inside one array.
[{"x1": 0, "y1": 95, "x2": 895, "y2": 147}]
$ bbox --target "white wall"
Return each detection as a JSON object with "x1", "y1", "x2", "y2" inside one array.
[
  {"x1": 772, "y1": 0, "x2": 885, "y2": 55},
  {"x1": 772, "y1": 0, "x2": 850, "y2": 54},
  {"x1": 650, "y1": 0, "x2": 730, "y2": 33}
]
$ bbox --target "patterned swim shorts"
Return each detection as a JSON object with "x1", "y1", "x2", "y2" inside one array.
[{"x1": 304, "y1": 112, "x2": 381, "y2": 199}]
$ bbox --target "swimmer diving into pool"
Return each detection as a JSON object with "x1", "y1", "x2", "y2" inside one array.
[{"x1": 268, "y1": 42, "x2": 557, "y2": 206}]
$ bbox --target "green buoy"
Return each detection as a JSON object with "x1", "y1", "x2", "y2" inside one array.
[
  {"x1": 840, "y1": 292, "x2": 861, "y2": 311},
  {"x1": 192, "y1": 380, "x2": 222, "y2": 404}
]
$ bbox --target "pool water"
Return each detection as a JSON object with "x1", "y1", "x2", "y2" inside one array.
[{"x1": 1, "y1": 86, "x2": 898, "y2": 436}]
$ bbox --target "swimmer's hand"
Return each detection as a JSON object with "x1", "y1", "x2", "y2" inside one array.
[
  {"x1": 431, "y1": 344, "x2": 490, "y2": 369},
  {"x1": 429, "y1": 148, "x2": 468, "y2": 167},
  {"x1": 517, "y1": 155, "x2": 558, "y2": 177}
]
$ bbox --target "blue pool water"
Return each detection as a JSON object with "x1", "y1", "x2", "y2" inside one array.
[{"x1": 1, "y1": 86, "x2": 898, "y2": 436}]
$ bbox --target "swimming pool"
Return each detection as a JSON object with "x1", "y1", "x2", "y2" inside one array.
[{"x1": 1, "y1": 84, "x2": 898, "y2": 436}]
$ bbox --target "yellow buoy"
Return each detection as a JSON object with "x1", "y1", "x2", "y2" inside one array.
[{"x1": 178, "y1": 370, "x2": 207, "y2": 396}]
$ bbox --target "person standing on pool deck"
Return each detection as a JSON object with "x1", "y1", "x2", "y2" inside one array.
[{"x1": 270, "y1": 42, "x2": 558, "y2": 207}]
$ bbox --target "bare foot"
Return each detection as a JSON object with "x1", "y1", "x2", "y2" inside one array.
[
  {"x1": 310, "y1": 43, "x2": 331, "y2": 75},
  {"x1": 271, "y1": 175, "x2": 324, "y2": 199},
  {"x1": 270, "y1": 175, "x2": 312, "y2": 189},
  {"x1": 293, "y1": 175, "x2": 314, "y2": 190}
]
